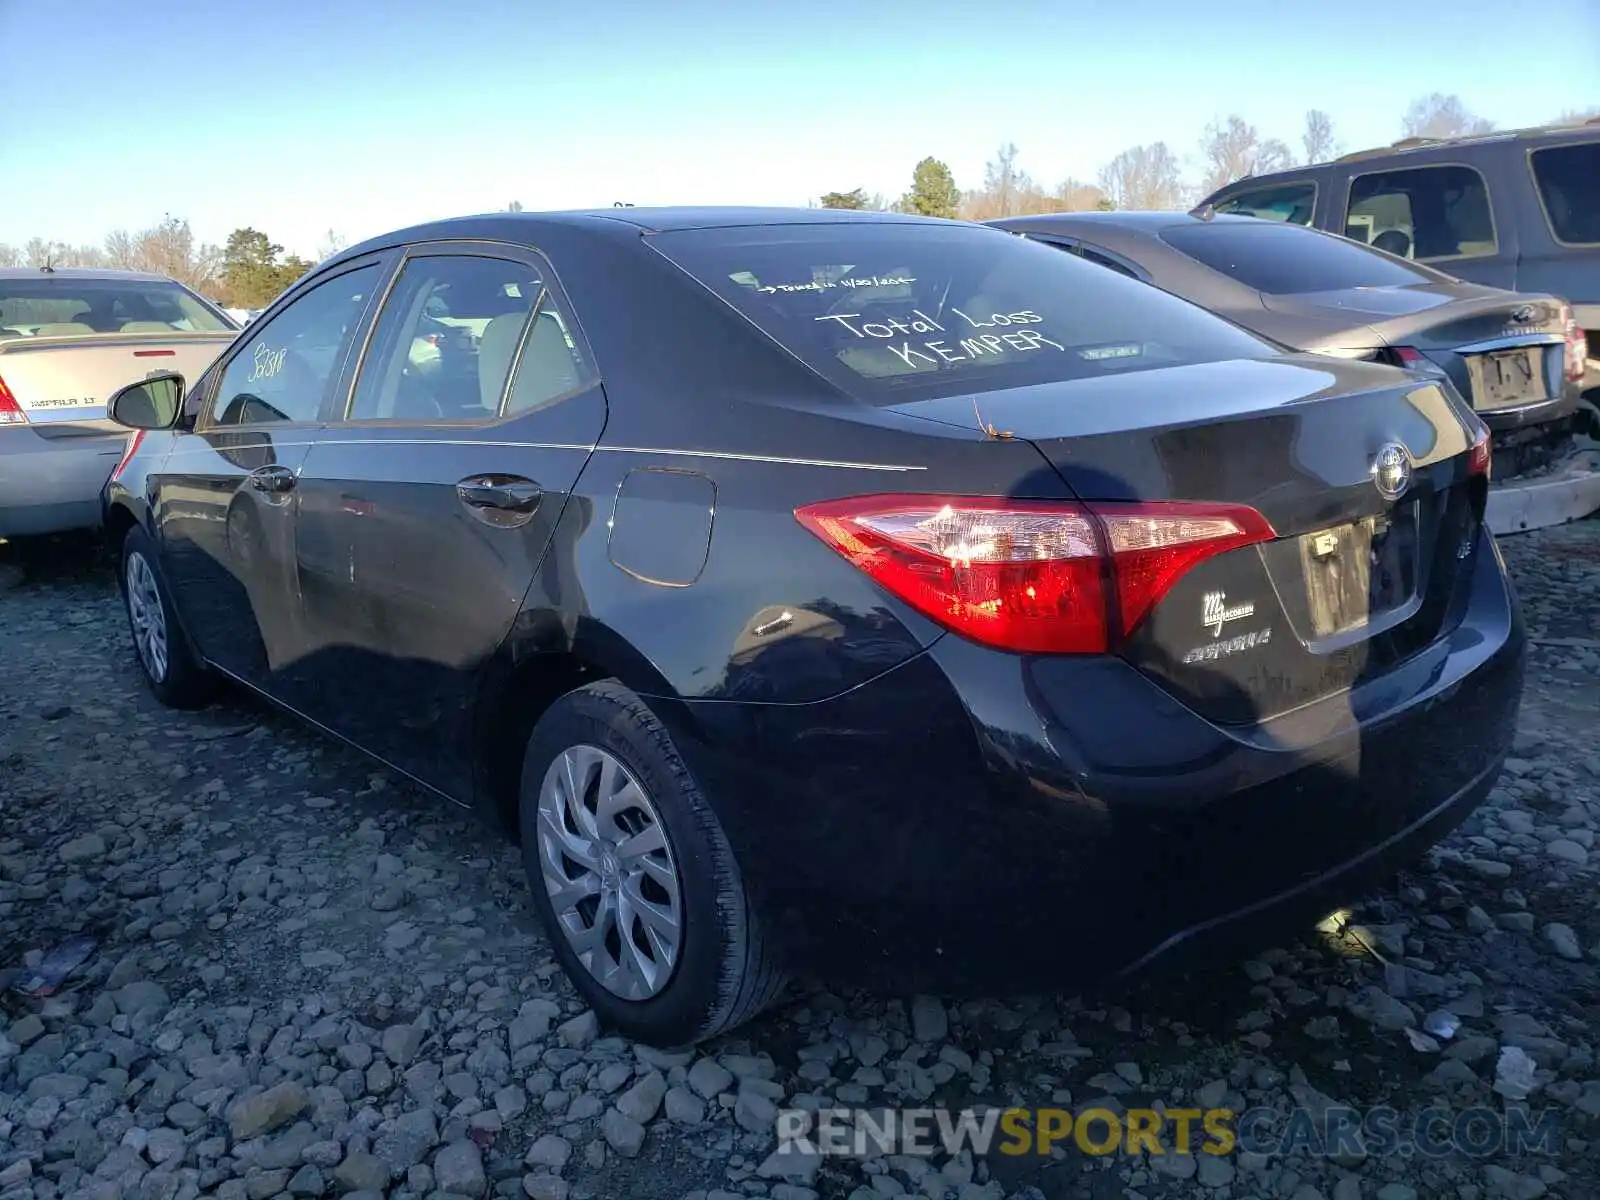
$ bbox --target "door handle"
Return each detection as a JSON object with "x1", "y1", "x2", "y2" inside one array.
[
  {"x1": 248, "y1": 464, "x2": 297, "y2": 494},
  {"x1": 456, "y1": 475, "x2": 542, "y2": 514}
]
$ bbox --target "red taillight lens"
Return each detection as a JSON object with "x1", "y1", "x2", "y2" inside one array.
[
  {"x1": 1467, "y1": 423, "x2": 1492, "y2": 479},
  {"x1": 1559, "y1": 303, "x2": 1588, "y2": 384},
  {"x1": 1392, "y1": 346, "x2": 1427, "y2": 368},
  {"x1": 111, "y1": 429, "x2": 146, "y2": 483},
  {"x1": 0, "y1": 373, "x2": 27, "y2": 425},
  {"x1": 794, "y1": 495, "x2": 1275, "y2": 655}
]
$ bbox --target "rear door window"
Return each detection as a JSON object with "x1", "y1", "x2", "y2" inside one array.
[
  {"x1": 1530, "y1": 140, "x2": 1600, "y2": 245},
  {"x1": 647, "y1": 222, "x2": 1272, "y2": 403},
  {"x1": 345, "y1": 253, "x2": 594, "y2": 423},
  {"x1": 1345, "y1": 165, "x2": 1497, "y2": 262},
  {"x1": 1211, "y1": 182, "x2": 1318, "y2": 225},
  {"x1": 1159, "y1": 221, "x2": 1439, "y2": 294}
]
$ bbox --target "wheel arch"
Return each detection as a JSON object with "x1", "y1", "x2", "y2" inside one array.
[{"x1": 470, "y1": 612, "x2": 704, "y2": 841}]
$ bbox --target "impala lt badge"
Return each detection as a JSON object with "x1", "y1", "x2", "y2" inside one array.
[
  {"x1": 1371, "y1": 442, "x2": 1412, "y2": 501},
  {"x1": 1202, "y1": 590, "x2": 1255, "y2": 638}
]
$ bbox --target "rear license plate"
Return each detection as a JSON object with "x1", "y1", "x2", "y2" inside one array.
[
  {"x1": 1468, "y1": 347, "x2": 1547, "y2": 410},
  {"x1": 1299, "y1": 503, "x2": 1420, "y2": 638}
]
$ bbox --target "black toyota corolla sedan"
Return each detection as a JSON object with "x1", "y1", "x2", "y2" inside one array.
[{"x1": 102, "y1": 207, "x2": 1525, "y2": 1047}]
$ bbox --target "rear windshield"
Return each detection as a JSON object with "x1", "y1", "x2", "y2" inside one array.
[
  {"x1": 0, "y1": 277, "x2": 234, "y2": 338},
  {"x1": 647, "y1": 222, "x2": 1273, "y2": 402},
  {"x1": 1531, "y1": 140, "x2": 1600, "y2": 244},
  {"x1": 1160, "y1": 220, "x2": 1438, "y2": 294}
]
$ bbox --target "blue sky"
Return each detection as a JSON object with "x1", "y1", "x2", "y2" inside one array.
[{"x1": 2, "y1": 0, "x2": 1596, "y2": 258}]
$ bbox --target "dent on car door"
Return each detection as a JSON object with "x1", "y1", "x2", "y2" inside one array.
[
  {"x1": 290, "y1": 246, "x2": 606, "y2": 798},
  {"x1": 155, "y1": 260, "x2": 388, "y2": 686}
]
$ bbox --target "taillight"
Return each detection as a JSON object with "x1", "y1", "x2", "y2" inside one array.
[
  {"x1": 0, "y1": 373, "x2": 27, "y2": 425},
  {"x1": 1559, "y1": 303, "x2": 1587, "y2": 384},
  {"x1": 111, "y1": 430, "x2": 146, "y2": 483},
  {"x1": 794, "y1": 495, "x2": 1275, "y2": 655},
  {"x1": 1467, "y1": 422, "x2": 1491, "y2": 480},
  {"x1": 1391, "y1": 346, "x2": 1428, "y2": 368}
]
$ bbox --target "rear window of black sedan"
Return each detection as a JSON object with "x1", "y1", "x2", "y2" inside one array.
[
  {"x1": 646, "y1": 222, "x2": 1274, "y2": 402},
  {"x1": 1159, "y1": 220, "x2": 1439, "y2": 295}
]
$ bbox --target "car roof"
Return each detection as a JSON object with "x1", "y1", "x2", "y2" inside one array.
[
  {"x1": 1196, "y1": 117, "x2": 1600, "y2": 202},
  {"x1": 1330, "y1": 117, "x2": 1600, "y2": 165},
  {"x1": 334, "y1": 206, "x2": 948, "y2": 262},
  {"x1": 0, "y1": 266, "x2": 177, "y2": 283},
  {"x1": 989, "y1": 211, "x2": 1264, "y2": 235}
]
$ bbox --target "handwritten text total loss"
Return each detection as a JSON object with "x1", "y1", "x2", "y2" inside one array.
[{"x1": 816, "y1": 307, "x2": 1066, "y2": 369}]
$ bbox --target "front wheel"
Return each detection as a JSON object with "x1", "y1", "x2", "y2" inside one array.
[
  {"x1": 120, "y1": 525, "x2": 212, "y2": 709},
  {"x1": 519, "y1": 681, "x2": 786, "y2": 1046}
]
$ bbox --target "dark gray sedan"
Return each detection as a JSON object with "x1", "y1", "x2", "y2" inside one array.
[{"x1": 989, "y1": 212, "x2": 1587, "y2": 436}]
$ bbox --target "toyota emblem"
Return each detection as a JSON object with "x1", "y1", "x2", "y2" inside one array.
[
  {"x1": 1509, "y1": 305, "x2": 1537, "y2": 324},
  {"x1": 1372, "y1": 443, "x2": 1412, "y2": 501}
]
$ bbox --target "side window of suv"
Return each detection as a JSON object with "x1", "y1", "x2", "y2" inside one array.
[
  {"x1": 1530, "y1": 140, "x2": 1600, "y2": 245},
  {"x1": 1346, "y1": 165, "x2": 1496, "y2": 262},
  {"x1": 1212, "y1": 182, "x2": 1317, "y2": 225},
  {"x1": 207, "y1": 264, "x2": 381, "y2": 427}
]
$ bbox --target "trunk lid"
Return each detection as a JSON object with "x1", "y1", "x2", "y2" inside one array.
[
  {"x1": 0, "y1": 331, "x2": 233, "y2": 437},
  {"x1": 1271, "y1": 285, "x2": 1571, "y2": 416},
  {"x1": 889, "y1": 355, "x2": 1489, "y2": 724}
]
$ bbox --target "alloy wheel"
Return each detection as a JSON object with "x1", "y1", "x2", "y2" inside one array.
[
  {"x1": 535, "y1": 744, "x2": 683, "y2": 1000},
  {"x1": 126, "y1": 553, "x2": 169, "y2": 683}
]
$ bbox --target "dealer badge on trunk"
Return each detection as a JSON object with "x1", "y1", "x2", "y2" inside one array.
[{"x1": 1182, "y1": 590, "x2": 1273, "y2": 665}]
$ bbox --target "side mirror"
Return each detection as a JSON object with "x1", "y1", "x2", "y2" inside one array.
[{"x1": 108, "y1": 372, "x2": 186, "y2": 431}]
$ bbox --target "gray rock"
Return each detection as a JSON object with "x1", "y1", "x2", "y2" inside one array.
[
  {"x1": 601, "y1": 1107, "x2": 646, "y2": 1158},
  {"x1": 59, "y1": 833, "x2": 107, "y2": 862},
  {"x1": 381, "y1": 1023, "x2": 425, "y2": 1066},
  {"x1": 910, "y1": 996, "x2": 949, "y2": 1042},
  {"x1": 687, "y1": 1058, "x2": 734, "y2": 1100},
  {"x1": 1546, "y1": 839, "x2": 1589, "y2": 866},
  {"x1": 664, "y1": 1085, "x2": 706, "y2": 1125},
  {"x1": 525, "y1": 1135, "x2": 572, "y2": 1170},
  {"x1": 8, "y1": 1014, "x2": 45, "y2": 1045},
  {"x1": 113, "y1": 980, "x2": 170, "y2": 1016},
  {"x1": 227, "y1": 1081, "x2": 310, "y2": 1140},
  {"x1": 735, "y1": 1087, "x2": 779, "y2": 1134},
  {"x1": 1376, "y1": 1185, "x2": 1419, "y2": 1200},
  {"x1": 432, "y1": 1139, "x2": 487, "y2": 1197},
  {"x1": 616, "y1": 1070, "x2": 667, "y2": 1124},
  {"x1": 334, "y1": 1152, "x2": 391, "y2": 1192},
  {"x1": 523, "y1": 1175, "x2": 571, "y2": 1200},
  {"x1": 1196, "y1": 1153, "x2": 1234, "y2": 1187},
  {"x1": 1544, "y1": 923, "x2": 1583, "y2": 961},
  {"x1": 286, "y1": 1164, "x2": 325, "y2": 1196},
  {"x1": 373, "y1": 1108, "x2": 439, "y2": 1173},
  {"x1": 556, "y1": 1011, "x2": 599, "y2": 1049}
]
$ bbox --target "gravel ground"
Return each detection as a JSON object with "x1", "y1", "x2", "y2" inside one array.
[{"x1": 1, "y1": 521, "x2": 1597, "y2": 1200}]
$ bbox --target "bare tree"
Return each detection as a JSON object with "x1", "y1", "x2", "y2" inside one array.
[
  {"x1": 316, "y1": 228, "x2": 350, "y2": 262},
  {"x1": 1302, "y1": 109, "x2": 1339, "y2": 164},
  {"x1": 1051, "y1": 178, "x2": 1110, "y2": 212},
  {"x1": 1554, "y1": 107, "x2": 1600, "y2": 124},
  {"x1": 1199, "y1": 116, "x2": 1294, "y2": 195},
  {"x1": 1098, "y1": 143, "x2": 1187, "y2": 211},
  {"x1": 0, "y1": 244, "x2": 18, "y2": 267},
  {"x1": 133, "y1": 216, "x2": 222, "y2": 291},
  {"x1": 104, "y1": 230, "x2": 139, "y2": 269},
  {"x1": 1402, "y1": 94, "x2": 1494, "y2": 140},
  {"x1": 982, "y1": 142, "x2": 1030, "y2": 218}
]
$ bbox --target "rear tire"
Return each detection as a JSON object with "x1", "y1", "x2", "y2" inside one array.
[
  {"x1": 518, "y1": 680, "x2": 786, "y2": 1046},
  {"x1": 120, "y1": 525, "x2": 212, "y2": 710}
]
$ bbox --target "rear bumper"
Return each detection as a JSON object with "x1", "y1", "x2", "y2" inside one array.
[
  {"x1": 678, "y1": 524, "x2": 1525, "y2": 993},
  {"x1": 0, "y1": 426, "x2": 124, "y2": 536},
  {"x1": 1478, "y1": 379, "x2": 1582, "y2": 433}
]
